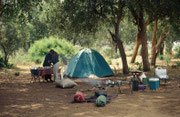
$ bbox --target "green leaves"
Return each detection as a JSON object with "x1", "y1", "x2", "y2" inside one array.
[{"x1": 28, "y1": 36, "x2": 79, "y2": 64}]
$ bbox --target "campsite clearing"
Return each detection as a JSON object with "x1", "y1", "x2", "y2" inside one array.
[{"x1": 0, "y1": 65, "x2": 180, "y2": 117}]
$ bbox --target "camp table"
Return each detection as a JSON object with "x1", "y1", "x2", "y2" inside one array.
[{"x1": 39, "y1": 67, "x2": 61, "y2": 82}]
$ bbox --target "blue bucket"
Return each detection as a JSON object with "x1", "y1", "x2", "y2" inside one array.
[{"x1": 149, "y1": 78, "x2": 160, "y2": 90}]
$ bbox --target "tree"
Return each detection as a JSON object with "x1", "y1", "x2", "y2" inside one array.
[
  {"x1": 127, "y1": 0, "x2": 153, "y2": 71},
  {"x1": 150, "y1": 0, "x2": 180, "y2": 66},
  {"x1": 0, "y1": 0, "x2": 42, "y2": 65},
  {"x1": 128, "y1": 0, "x2": 180, "y2": 70},
  {"x1": 62, "y1": 0, "x2": 129, "y2": 74},
  {"x1": 0, "y1": 19, "x2": 21, "y2": 65}
]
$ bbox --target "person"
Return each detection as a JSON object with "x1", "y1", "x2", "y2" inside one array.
[
  {"x1": 50, "y1": 49, "x2": 60, "y2": 82},
  {"x1": 43, "y1": 51, "x2": 53, "y2": 82}
]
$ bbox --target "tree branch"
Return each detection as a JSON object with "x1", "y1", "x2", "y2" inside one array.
[
  {"x1": 145, "y1": 16, "x2": 154, "y2": 26},
  {"x1": 108, "y1": 29, "x2": 117, "y2": 43}
]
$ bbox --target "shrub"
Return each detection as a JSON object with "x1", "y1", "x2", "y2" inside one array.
[
  {"x1": 175, "y1": 61, "x2": 180, "y2": 67},
  {"x1": 9, "y1": 49, "x2": 32, "y2": 65},
  {"x1": 0, "y1": 52, "x2": 14, "y2": 69},
  {"x1": 102, "y1": 47, "x2": 111, "y2": 57},
  {"x1": 164, "y1": 56, "x2": 171, "y2": 66},
  {"x1": 28, "y1": 36, "x2": 79, "y2": 64},
  {"x1": 0, "y1": 55, "x2": 5, "y2": 68},
  {"x1": 14, "y1": 72, "x2": 20, "y2": 76},
  {"x1": 158, "y1": 55, "x2": 165, "y2": 60},
  {"x1": 174, "y1": 46, "x2": 180, "y2": 58},
  {"x1": 113, "y1": 53, "x2": 120, "y2": 59}
]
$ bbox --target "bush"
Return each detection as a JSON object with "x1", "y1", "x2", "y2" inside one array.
[
  {"x1": 9, "y1": 49, "x2": 32, "y2": 65},
  {"x1": 14, "y1": 72, "x2": 20, "y2": 76},
  {"x1": 28, "y1": 36, "x2": 79, "y2": 64},
  {"x1": 102, "y1": 47, "x2": 111, "y2": 57},
  {"x1": 0, "y1": 55, "x2": 5, "y2": 68},
  {"x1": 174, "y1": 46, "x2": 180, "y2": 58},
  {"x1": 113, "y1": 53, "x2": 120, "y2": 59},
  {"x1": 0, "y1": 52, "x2": 14, "y2": 69},
  {"x1": 158, "y1": 55, "x2": 165, "y2": 60}
]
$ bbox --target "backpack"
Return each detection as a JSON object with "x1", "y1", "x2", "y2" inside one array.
[
  {"x1": 73, "y1": 91, "x2": 85, "y2": 102},
  {"x1": 96, "y1": 95, "x2": 107, "y2": 107}
]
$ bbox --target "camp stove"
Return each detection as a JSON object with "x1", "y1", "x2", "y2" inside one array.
[{"x1": 103, "y1": 80, "x2": 133, "y2": 94}]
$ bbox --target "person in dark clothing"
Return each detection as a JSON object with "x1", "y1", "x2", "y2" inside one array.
[{"x1": 43, "y1": 52, "x2": 53, "y2": 82}]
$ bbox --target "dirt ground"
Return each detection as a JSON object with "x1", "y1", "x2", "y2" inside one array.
[{"x1": 0, "y1": 65, "x2": 180, "y2": 117}]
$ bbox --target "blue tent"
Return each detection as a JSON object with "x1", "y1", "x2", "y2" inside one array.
[{"x1": 65, "y1": 49, "x2": 114, "y2": 78}]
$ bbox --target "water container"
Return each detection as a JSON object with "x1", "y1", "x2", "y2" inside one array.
[
  {"x1": 149, "y1": 78, "x2": 160, "y2": 90},
  {"x1": 142, "y1": 78, "x2": 149, "y2": 85},
  {"x1": 132, "y1": 78, "x2": 139, "y2": 91}
]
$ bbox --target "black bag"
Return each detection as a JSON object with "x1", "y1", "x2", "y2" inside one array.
[{"x1": 95, "y1": 90, "x2": 107, "y2": 97}]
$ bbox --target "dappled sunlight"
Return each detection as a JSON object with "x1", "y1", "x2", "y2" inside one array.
[
  {"x1": 73, "y1": 111, "x2": 89, "y2": 116},
  {"x1": 60, "y1": 106, "x2": 69, "y2": 110},
  {"x1": 7, "y1": 103, "x2": 44, "y2": 110}
]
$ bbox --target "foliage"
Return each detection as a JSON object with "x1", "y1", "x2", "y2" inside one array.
[
  {"x1": 130, "y1": 62, "x2": 143, "y2": 71},
  {"x1": 0, "y1": 18, "x2": 22, "y2": 65},
  {"x1": 9, "y1": 49, "x2": 32, "y2": 65},
  {"x1": 175, "y1": 62, "x2": 180, "y2": 67},
  {"x1": 174, "y1": 46, "x2": 180, "y2": 58},
  {"x1": 102, "y1": 47, "x2": 112, "y2": 57},
  {"x1": 164, "y1": 56, "x2": 171, "y2": 66},
  {"x1": 28, "y1": 36, "x2": 79, "y2": 64},
  {"x1": 14, "y1": 72, "x2": 20, "y2": 76},
  {"x1": 0, "y1": 54, "x2": 5, "y2": 68},
  {"x1": 113, "y1": 53, "x2": 120, "y2": 59},
  {"x1": 158, "y1": 55, "x2": 165, "y2": 60}
]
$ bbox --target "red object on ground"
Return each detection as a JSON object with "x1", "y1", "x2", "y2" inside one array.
[{"x1": 74, "y1": 92, "x2": 85, "y2": 102}]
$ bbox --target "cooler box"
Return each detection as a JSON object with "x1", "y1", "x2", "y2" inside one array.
[{"x1": 149, "y1": 78, "x2": 160, "y2": 90}]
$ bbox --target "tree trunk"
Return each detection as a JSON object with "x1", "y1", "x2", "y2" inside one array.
[
  {"x1": 151, "y1": 19, "x2": 158, "y2": 66},
  {"x1": 109, "y1": 31, "x2": 129, "y2": 74},
  {"x1": 116, "y1": 38, "x2": 129, "y2": 74},
  {"x1": 139, "y1": 13, "x2": 150, "y2": 71},
  {"x1": 153, "y1": 30, "x2": 169, "y2": 65},
  {"x1": 0, "y1": 44, "x2": 8, "y2": 66},
  {"x1": 130, "y1": 31, "x2": 140, "y2": 63},
  {"x1": 159, "y1": 42, "x2": 164, "y2": 55}
]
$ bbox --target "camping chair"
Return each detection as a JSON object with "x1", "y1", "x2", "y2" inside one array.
[{"x1": 155, "y1": 67, "x2": 171, "y2": 86}]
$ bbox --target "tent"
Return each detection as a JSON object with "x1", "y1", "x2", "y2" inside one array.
[{"x1": 65, "y1": 48, "x2": 114, "y2": 78}]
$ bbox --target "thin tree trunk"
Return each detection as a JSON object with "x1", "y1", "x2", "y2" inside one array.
[
  {"x1": 109, "y1": 31, "x2": 129, "y2": 74},
  {"x1": 140, "y1": 25, "x2": 150, "y2": 71},
  {"x1": 130, "y1": 31, "x2": 140, "y2": 63},
  {"x1": 138, "y1": 10, "x2": 150, "y2": 71},
  {"x1": 159, "y1": 42, "x2": 164, "y2": 55},
  {"x1": 153, "y1": 30, "x2": 169, "y2": 65},
  {"x1": 0, "y1": 44, "x2": 8, "y2": 66},
  {"x1": 151, "y1": 19, "x2": 158, "y2": 66},
  {"x1": 116, "y1": 39, "x2": 129, "y2": 74}
]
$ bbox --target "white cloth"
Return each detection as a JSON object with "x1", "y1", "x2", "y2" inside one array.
[
  {"x1": 139, "y1": 73, "x2": 146, "y2": 81},
  {"x1": 53, "y1": 62, "x2": 60, "y2": 81}
]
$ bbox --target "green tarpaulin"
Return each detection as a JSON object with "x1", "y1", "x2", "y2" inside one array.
[{"x1": 65, "y1": 48, "x2": 114, "y2": 78}]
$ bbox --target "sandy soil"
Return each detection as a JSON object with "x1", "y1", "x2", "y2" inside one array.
[{"x1": 0, "y1": 65, "x2": 180, "y2": 117}]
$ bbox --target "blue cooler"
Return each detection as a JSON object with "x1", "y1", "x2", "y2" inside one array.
[{"x1": 149, "y1": 78, "x2": 160, "y2": 90}]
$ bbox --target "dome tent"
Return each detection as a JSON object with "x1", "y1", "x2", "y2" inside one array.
[{"x1": 65, "y1": 49, "x2": 114, "y2": 78}]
